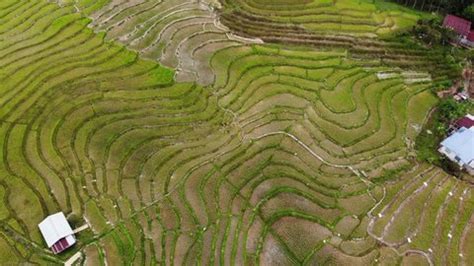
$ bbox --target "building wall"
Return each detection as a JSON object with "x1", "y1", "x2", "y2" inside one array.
[
  {"x1": 439, "y1": 146, "x2": 464, "y2": 168},
  {"x1": 439, "y1": 146, "x2": 474, "y2": 176},
  {"x1": 466, "y1": 165, "x2": 474, "y2": 176},
  {"x1": 460, "y1": 38, "x2": 474, "y2": 47}
]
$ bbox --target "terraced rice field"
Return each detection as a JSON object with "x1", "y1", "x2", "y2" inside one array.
[
  {"x1": 370, "y1": 165, "x2": 474, "y2": 265},
  {"x1": 0, "y1": 0, "x2": 472, "y2": 265},
  {"x1": 218, "y1": 0, "x2": 459, "y2": 84},
  {"x1": 88, "y1": 0, "x2": 253, "y2": 86},
  {"x1": 220, "y1": 0, "x2": 422, "y2": 37}
]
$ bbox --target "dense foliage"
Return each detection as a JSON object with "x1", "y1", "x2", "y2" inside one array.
[
  {"x1": 411, "y1": 18, "x2": 457, "y2": 46},
  {"x1": 390, "y1": 0, "x2": 473, "y2": 18},
  {"x1": 463, "y1": 4, "x2": 474, "y2": 21},
  {"x1": 437, "y1": 98, "x2": 472, "y2": 125}
]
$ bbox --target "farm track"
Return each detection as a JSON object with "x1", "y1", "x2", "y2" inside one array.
[{"x1": 0, "y1": 0, "x2": 471, "y2": 264}]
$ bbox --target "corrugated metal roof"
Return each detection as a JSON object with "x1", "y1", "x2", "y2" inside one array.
[
  {"x1": 38, "y1": 212, "x2": 74, "y2": 247},
  {"x1": 455, "y1": 115, "x2": 474, "y2": 129},
  {"x1": 51, "y1": 235, "x2": 76, "y2": 254},
  {"x1": 441, "y1": 127, "x2": 474, "y2": 165},
  {"x1": 468, "y1": 31, "x2": 474, "y2": 42},
  {"x1": 443, "y1": 15, "x2": 472, "y2": 36}
]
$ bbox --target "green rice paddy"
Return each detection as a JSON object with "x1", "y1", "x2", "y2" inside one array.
[{"x1": 0, "y1": 0, "x2": 471, "y2": 265}]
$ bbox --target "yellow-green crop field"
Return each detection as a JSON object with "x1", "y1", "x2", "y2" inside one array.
[{"x1": 0, "y1": 0, "x2": 471, "y2": 265}]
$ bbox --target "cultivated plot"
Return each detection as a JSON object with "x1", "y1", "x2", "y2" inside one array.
[{"x1": 0, "y1": 0, "x2": 471, "y2": 265}]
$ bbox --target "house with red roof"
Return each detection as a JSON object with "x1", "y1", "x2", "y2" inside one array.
[
  {"x1": 449, "y1": 114, "x2": 474, "y2": 135},
  {"x1": 468, "y1": 31, "x2": 474, "y2": 42},
  {"x1": 463, "y1": 30, "x2": 474, "y2": 47},
  {"x1": 443, "y1": 15, "x2": 474, "y2": 47},
  {"x1": 443, "y1": 15, "x2": 471, "y2": 37},
  {"x1": 455, "y1": 114, "x2": 474, "y2": 127}
]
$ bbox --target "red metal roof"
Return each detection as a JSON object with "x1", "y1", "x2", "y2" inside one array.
[
  {"x1": 468, "y1": 31, "x2": 474, "y2": 42},
  {"x1": 51, "y1": 237, "x2": 73, "y2": 254},
  {"x1": 443, "y1": 15, "x2": 472, "y2": 36},
  {"x1": 455, "y1": 117, "x2": 474, "y2": 129}
]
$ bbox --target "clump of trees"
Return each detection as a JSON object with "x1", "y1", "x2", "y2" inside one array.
[
  {"x1": 463, "y1": 4, "x2": 474, "y2": 21},
  {"x1": 390, "y1": 0, "x2": 472, "y2": 17},
  {"x1": 411, "y1": 18, "x2": 457, "y2": 46},
  {"x1": 67, "y1": 213, "x2": 83, "y2": 228},
  {"x1": 437, "y1": 98, "x2": 470, "y2": 125}
]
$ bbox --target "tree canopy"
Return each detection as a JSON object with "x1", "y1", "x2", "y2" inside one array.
[{"x1": 389, "y1": 0, "x2": 472, "y2": 19}]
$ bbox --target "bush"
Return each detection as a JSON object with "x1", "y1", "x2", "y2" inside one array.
[
  {"x1": 67, "y1": 213, "x2": 83, "y2": 228},
  {"x1": 467, "y1": 50, "x2": 474, "y2": 64},
  {"x1": 463, "y1": 4, "x2": 474, "y2": 22},
  {"x1": 411, "y1": 18, "x2": 457, "y2": 46},
  {"x1": 373, "y1": 165, "x2": 411, "y2": 183},
  {"x1": 440, "y1": 157, "x2": 462, "y2": 177},
  {"x1": 415, "y1": 112, "x2": 443, "y2": 165},
  {"x1": 437, "y1": 98, "x2": 470, "y2": 123}
]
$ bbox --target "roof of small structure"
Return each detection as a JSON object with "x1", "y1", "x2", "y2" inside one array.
[
  {"x1": 38, "y1": 212, "x2": 74, "y2": 248},
  {"x1": 468, "y1": 31, "x2": 474, "y2": 42},
  {"x1": 441, "y1": 127, "x2": 474, "y2": 165},
  {"x1": 455, "y1": 115, "x2": 474, "y2": 129},
  {"x1": 51, "y1": 235, "x2": 75, "y2": 254},
  {"x1": 443, "y1": 15, "x2": 472, "y2": 36}
]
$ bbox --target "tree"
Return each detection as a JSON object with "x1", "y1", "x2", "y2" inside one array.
[
  {"x1": 390, "y1": 0, "x2": 470, "y2": 15},
  {"x1": 411, "y1": 18, "x2": 456, "y2": 46},
  {"x1": 463, "y1": 4, "x2": 474, "y2": 22},
  {"x1": 437, "y1": 98, "x2": 469, "y2": 123}
]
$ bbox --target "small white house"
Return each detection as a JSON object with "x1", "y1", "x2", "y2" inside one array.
[
  {"x1": 38, "y1": 212, "x2": 76, "y2": 254},
  {"x1": 439, "y1": 127, "x2": 474, "y2": 175}
]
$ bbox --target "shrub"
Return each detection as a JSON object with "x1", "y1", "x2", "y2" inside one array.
[
  {"x1": 411, "y1": 18, "x2": 457, "y2": 46},
  {"x1": 437, "y1": 98, "x2": 470, "y2": 123},
  {"x1": 67, "y1": 214, "x2": 83, "y2": 228},
  {"x1": 440, "y1": 157, "x2": 462, "y2": 177}
]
